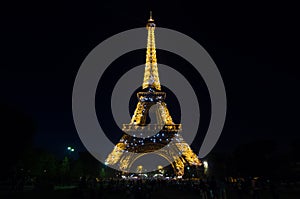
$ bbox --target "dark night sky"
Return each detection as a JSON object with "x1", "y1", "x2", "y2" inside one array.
[{"x1": 1, "y1": 1, "x2": 299, "y2": 159}]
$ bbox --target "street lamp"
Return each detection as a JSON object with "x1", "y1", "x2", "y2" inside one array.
[
  {"x1": 67, "y1": 146, "x2": 75, "y2": 152},
  {"x1": 203, "y1": 160, "x2": 208, "y2": 175},
  {"x1": 203, "y1": 161, "x2": 208, "y2": 169},
  {"x1": 67, "y1": 146, "x2": 75, "y2": 157}
]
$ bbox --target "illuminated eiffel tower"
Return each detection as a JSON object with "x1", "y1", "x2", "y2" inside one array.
[{"x1": 105, "y1": 13, "x2": 201, "y2": 176}]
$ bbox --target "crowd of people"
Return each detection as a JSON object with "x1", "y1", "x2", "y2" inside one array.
[
  {"x1": 5, "y1": 167, "x2": 297, "y2": 199},
  {"x1": 74, "y1": 176, "x2": 283, "y2": 199}
]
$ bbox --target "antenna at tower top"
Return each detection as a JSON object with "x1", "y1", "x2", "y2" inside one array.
[{"x1": 150, "y1": 11, "x2": 152, "y2": 20}]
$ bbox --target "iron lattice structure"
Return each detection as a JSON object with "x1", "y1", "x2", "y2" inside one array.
[{"x1": 105, "y1": 13, "x2": 201, "y2": 176}]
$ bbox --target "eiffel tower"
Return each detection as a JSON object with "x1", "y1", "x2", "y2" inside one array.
[{"x1": 105, "y1": 12, "x2": 201, "y2": 176}]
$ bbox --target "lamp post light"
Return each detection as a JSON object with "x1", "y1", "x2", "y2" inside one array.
[
  {"x1": 67, "y1": 146, "x2": 75, "y2": 152},
  {"x1": 203, "y1": 161, "x2": 208, "y2": 169},
  {"x1": 67, "y1": 146, "x2": 75, "y2": 158},
  {"x1": 203, "y1": 160, "x2": 208, "y2": 175},
  {"x1": 186, "y1": 166, "x2": 191, "y2": 179}
]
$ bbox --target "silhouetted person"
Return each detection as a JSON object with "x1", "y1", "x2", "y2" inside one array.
[
  {"x1": 199, "y1": 179, "x2": 208, "y2": 199},
  {"x1": 78, "y1": 176, "x2": 89, "y2": 199},
  {"x1": 236, "y1": 179, "x2": 243, "y2": 199},
  {"x1": 251, "y1": 178, "x2": 260, "y2": 199},
  {"x1": 209, "y1": 176, "x2": 218, "y2": 199},
  {"x1": 219, "y1": 178, "x2": 227, "y2": 199}
]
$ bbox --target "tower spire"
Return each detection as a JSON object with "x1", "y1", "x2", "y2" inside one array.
[{"x1": 142, "y1": 12, "x2": 161, "y2": 91}]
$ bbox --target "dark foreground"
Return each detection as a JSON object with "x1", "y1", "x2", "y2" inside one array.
[
  {"x1": 1, "y1": 188, "x2": 299, "y2": 199},
  {"x1": 1, "y1": 179, "x2": 299, "y2": 199}
]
